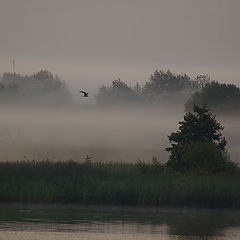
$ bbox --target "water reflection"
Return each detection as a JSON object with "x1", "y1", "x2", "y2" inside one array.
[{"x1": 0, "y1": 204, "x2": 240, "y2": 239}]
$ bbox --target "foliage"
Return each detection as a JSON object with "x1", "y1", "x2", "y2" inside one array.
[
  {"x1": 95, "y1": 70, "x2": 209, "y2": 105},
  {"x1": 166, "y1": 104, "x2": 235, "y2": 173},
  {"x1": 0, "y1": 70, "x2": 71, "y2": 106},
  {"x1": 0, "y1": 160, "x2": 240, "y2": 207},
  {"x1": 194, "y1": 74, "x2": 211, "y2": 89},
  {"x1": 95, "y1": 78, "x2": 137, "y2": 104},
  {"x1": 185, "y1": 81, "x2": 240, "y2": 113},
  {"x1": 180, "y1": 141, "x2": 236, "y2": 174},
  {"x1": 142, "y1": 70, "x2": 206, "y2": 102},
  {"x1": 136, "y1": 157, "x2": 164, "y2": 174}
]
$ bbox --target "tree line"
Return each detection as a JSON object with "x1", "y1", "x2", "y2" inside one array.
[
  {"x1": 1, "y1": 68, "x2": 240, "y2": 113},
  {"x1": 95, "y1": 69, "x2": 240, "y2": 173},
  {"x1": 0, "y1": 68, "x2": 238, "y2": 173},
  {"x1": 95, "y1": 69, "x2": 240, "y2": 114},
  {"x1": 96, "y1": 70, "x2": 209, "y2": 105}
]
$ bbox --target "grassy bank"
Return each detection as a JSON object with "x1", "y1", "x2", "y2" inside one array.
[{"x1": 0, "y1": 160, "x2": 240, "y2": 208}]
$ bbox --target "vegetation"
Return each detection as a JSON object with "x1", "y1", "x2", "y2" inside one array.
[
  {"x1": 0, "y1": 160, "x2": 240, "y2": 207},
  {"x1": 95, "y1": 70, "x2": 209, "y2": 105},
  {"x1": 166, "y1": 104, "x2": 236, "y2": 173},
  {"x1": 95, "y1": 78, "x2": 138, "y2": 105},
  {"x1": 0, "y1": 68, "x2": 239, "y2": 208},
  {"x1": 0, "y1": 70, "x2": 71, "y2": 106},
  {"x1": 141, "y1": 70, "x2": 205, "y2": 103},
  {"x1": 185, "y1": 81, "x2": 240, "y2": 113}
]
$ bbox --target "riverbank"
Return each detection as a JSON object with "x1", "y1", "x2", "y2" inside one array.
[{"x1": 0, "y1": 160, "x2": 240, "y2": 208}]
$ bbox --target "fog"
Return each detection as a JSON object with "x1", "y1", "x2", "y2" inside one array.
[
  {"x1": 0, "y1": 103, "x2": 180, "y2": 162},
  {"x1": 0, "y1": 102, "x2": 239, "y2": 164},
  {"x1": 1, "y1": 0, "x2": 240, "y2": 92}
]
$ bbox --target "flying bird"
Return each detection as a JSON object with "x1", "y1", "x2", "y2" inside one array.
[{"x1": 80, "y1": 90, "x2": 89, "y2": 97}]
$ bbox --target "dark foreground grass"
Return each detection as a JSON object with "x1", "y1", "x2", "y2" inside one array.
[{"x1": 0, "y1": 160, "x2": 240, "y2": 208}]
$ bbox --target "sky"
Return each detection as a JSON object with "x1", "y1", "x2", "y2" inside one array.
[{"x1": 0, "y1": 0, "x2": 240, "y2": 93}]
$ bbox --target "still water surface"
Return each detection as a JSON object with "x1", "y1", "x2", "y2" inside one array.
[{"x1": 0, "y1": 204, "x2": 240, "y2": 239}]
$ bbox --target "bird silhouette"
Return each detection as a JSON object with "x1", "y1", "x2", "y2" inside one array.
[{"x1": 80, "y1": 90, "x2": 88, "y2": 97}]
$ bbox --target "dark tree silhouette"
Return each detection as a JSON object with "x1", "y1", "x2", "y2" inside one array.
[
  {"x1": 185, "y1": 81, "x2": 240, "y2": 113},
  {"x1": 166, "y1": 104, "x2": 235, "y2": 173},
  {"x1": 142, "y1": 70, "x2": 206, "y2": 103}
]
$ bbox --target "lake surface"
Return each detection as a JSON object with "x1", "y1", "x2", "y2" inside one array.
[{"x1": 0, "y1": 204, "x2": 240, "y2": 239}]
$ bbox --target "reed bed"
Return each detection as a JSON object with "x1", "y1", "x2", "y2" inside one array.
[{"x1": 0, "y1": 160, "x2": 240, "y2": 208}]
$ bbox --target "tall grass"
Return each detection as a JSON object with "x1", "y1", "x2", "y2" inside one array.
[{"x1": 0, "y1": 160, "x2": 240, "y2": 207}]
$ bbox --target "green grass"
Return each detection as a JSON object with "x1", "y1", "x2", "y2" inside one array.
[{"x1": 0, "y1": 160, "x2": 240, "y2": 208}]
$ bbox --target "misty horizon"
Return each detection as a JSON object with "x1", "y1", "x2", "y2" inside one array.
[
  {"x1": 1, "y1": 0, "x2": 240, "y2": 94},
  {"x1": 0, "y1": 0, "x2": 240, "y2": 164}
]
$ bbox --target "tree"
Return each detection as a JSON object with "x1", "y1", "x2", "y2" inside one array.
[
  {"x1": 95, "y1": 69, "x2": 210, "y2": 105},
  {"x1": 0, "y1": 70, "x2": 71, "y2": 106},
  {"x1": 95, "y1": 78, "x2": 137, "y2": 105},
  {"x1": 165, "y1": 104, "x2": 235, "y2": 173},
  {"x1": 185, "y1": 81, "x2": 240, "y2": 113},
  {"x1": 193, "y1": 74, "x2": 211, "y2": 89},
  {"x1": 142, "y1": 70, "x2": 202, "y2": 102},
  {"x1": 32, "y1": 69, "x2": 67, "y2": 93}
]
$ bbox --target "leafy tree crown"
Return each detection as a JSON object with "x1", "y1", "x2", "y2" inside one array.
[
  {"x1": 166, "y1": 104, "x2": 226, "y2": 153},
  {"x1": 165, "y1": 104, "x2": 232, "y2": 173}
]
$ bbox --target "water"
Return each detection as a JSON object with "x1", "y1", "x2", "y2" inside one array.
[{"x1": 0, "y1": 204, "x2": 240, "y2": 240}]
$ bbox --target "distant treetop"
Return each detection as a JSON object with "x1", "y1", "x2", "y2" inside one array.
[
  {"x1": 185, "y1": 81, "x2": 240, "y2": 113},
  {"x1": 95, "y1": 69, "x2": 210, "y2": 105},
  {"x1": 0, "y1": 69, "x2": 71, "y2": 106}
]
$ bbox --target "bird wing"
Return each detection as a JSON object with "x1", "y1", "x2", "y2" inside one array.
[{"x1": 80, "y1": 91, "x2": 87, "y2": 94}]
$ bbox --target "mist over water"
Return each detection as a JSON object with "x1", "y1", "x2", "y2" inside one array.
[
  {"x1": 0, "y1": 102, "x2": 239, "y2": 163},
  {"x1": 0, "y1": 103, "x2": 181, "y2": 162}
]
